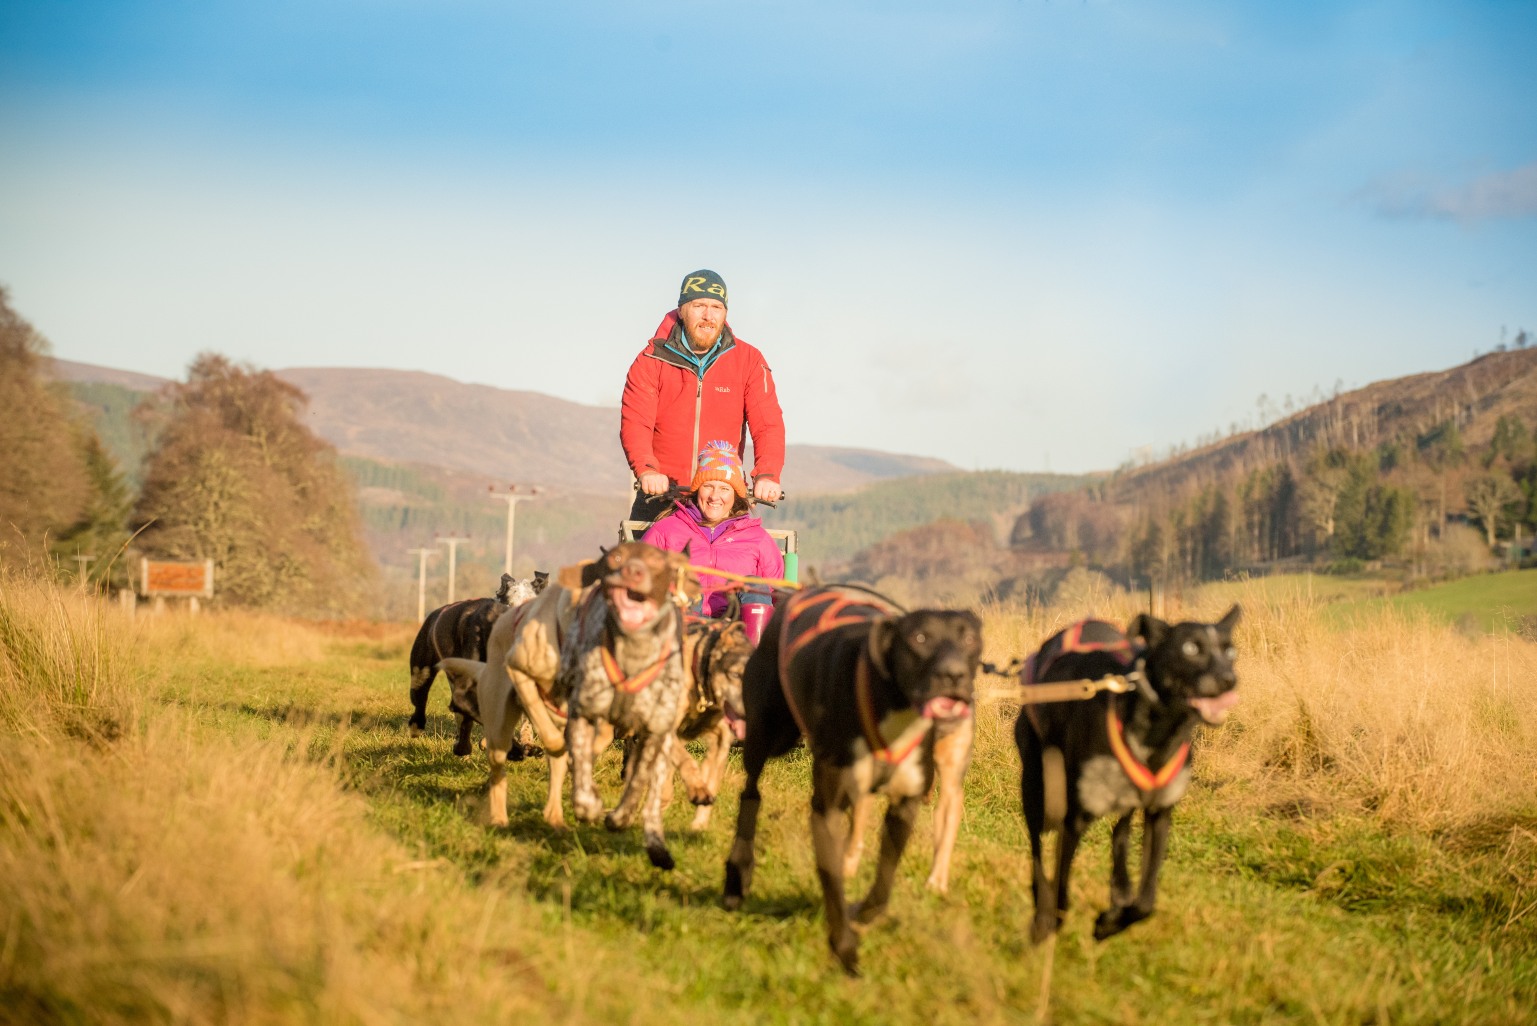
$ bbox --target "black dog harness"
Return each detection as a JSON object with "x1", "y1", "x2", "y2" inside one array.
[
  {"x1": 777, "y1": 586, "x2": 927, "y2": 763},
  {"x1": 1021, "y1": 619, "x2": 1188, "y2": 793}
]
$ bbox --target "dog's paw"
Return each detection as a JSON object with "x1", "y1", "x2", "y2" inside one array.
[
  {"x1": 849, "y1": 900, "x2": 884, "y2": 928},
  {"x1": 723, "y1": 864, "x2": 749, "y2": 909},
  {"x1": 646, "y1": 845, "x2": 675, "y2": 871},
  {"x1": 829, "y1": 934, "x2": 861, "y2": 977},
  {"x1": 505, "y1": 742, "x2": 526, "y2": 762},
  {"x1": 1093, "y1": 906, "x2": 1151, "y2": 941},
  {"x1": 453, "y1": 738, "x2": 474, "y2": 757}
]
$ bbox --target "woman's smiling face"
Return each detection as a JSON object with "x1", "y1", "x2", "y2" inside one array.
[{"x1": 696, "y1": 480, "x2": 735, "y2": 525}]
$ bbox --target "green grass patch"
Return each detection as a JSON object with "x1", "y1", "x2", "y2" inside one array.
[{"x1": 1380, "y1": 568, "x2": 1537, "y2": 634}]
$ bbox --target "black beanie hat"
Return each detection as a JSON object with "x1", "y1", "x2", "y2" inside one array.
[{"x1": 678, "y1": 269, "x2": 728, "y2": 308}]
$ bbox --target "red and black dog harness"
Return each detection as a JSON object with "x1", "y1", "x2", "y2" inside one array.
[
  {"x1": 1022, "y1": 619, "x2": 1188, "y2": 792},
  {"x1": 777, "y1": 586, "x2": 926, "y2": 764}
]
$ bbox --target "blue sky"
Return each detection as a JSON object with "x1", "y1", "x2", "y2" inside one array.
[{"x1": 2, "y1": 1, "x2": 1534, "y2": 476}]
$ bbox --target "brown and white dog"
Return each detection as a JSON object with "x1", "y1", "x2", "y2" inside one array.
[
  {"x1": 440, "y1": 574, "x2": 581, "y2": 830},
  {"x1": 669, "y1": 617, "x2": 753, "y2": 831},
  {"x1": 723, "y1": 585, "x2": 983, "y2": 975},
  {"x1": 563, "y1": 544, "x2": 700, "y2": 870}
]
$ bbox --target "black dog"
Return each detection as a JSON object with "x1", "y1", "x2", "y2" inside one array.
[
  {"x1": 1015, "y1": 606, "x2": 1240, "y2": 944},
  {"x1": 723, "y1": 586, "x2": 982, "y2": 975},
  {"x1": 407, "y1": 573, "x2": 534, "y2": 755}
]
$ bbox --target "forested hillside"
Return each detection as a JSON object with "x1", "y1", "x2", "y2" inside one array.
[
  {"x1": 758, "y1": 470, "x2": 1091, "y2": 565},
  {"x1": 1000, "y1": 347, "x2": 1537, "y2": 590}
]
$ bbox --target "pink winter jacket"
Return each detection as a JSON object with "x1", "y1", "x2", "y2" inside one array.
[{"x1": 641, "y1": 504, "x2": 785, "y2": 617}]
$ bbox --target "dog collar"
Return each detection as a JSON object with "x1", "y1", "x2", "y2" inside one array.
[
  {"x1": 854, "y1": 653, "x2": 930, "y2": 766},
  {"x1": 601, "y1": 643, "x2": 675, "y2": 695},
  {"x1": 1107, "y1": 704, "x2": 1189, "y2": 791}
]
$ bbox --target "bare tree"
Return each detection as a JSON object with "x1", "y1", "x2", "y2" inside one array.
[
  {"x1": 134, "y1": 354, "x2": 376, "y2": 612},
  {"x1": 1464, "y1": 474, "x2": 1521, "y2": 548}
]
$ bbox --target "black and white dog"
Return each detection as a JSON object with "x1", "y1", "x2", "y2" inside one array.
[
  {"x1": 1015, "y1": 607, "x2": 1240, "y2": 943},
  {"x1": 407, "y1": 573, "x2": 537, "y2": 755},
  {"x1": 723, "y1": 585, "x2": 983, "y2": 975}
]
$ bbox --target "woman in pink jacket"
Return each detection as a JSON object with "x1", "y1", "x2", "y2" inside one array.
[{"x1": 642, "y1": 440, "x2": 784, "y2": 623}]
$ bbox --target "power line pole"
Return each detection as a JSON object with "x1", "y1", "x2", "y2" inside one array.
[
  {"x1": 407, "y1": 547, "x2": 437, "y2": 623},
  {"x1": 489, "y1": 484, "x2": 542, "y2": 575},
  {"x1": 436, "y1": 534, "x2": 469, "y2": 604}
]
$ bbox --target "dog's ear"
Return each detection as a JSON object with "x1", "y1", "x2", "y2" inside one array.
[
  {"x1": 557, "y1": 559, "x2": 603, "y2": 590},
  {"x1": 1128, "y1": 613, "x2": 1169, "y2": 650},
  {"x1": 1217, "y1": 604, "x2": 1242, "y2": 636},
  {"x1": 665, "y1": 549, "x2": 703, "y2": 605},
  {"x1": 865, "y1": 617, "x2": 898, "y2": 677}
]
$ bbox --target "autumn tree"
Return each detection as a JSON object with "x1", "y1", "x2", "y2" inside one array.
[
  {"x1": 133, "y1": 354, "x2": 375, "y2": 613},
  {"x1": 0, "y1": 287, "x2": 92, "y2": 562},
  {"x1": 1464, "y1": 474, "x2": 1522, "y2": 548}
]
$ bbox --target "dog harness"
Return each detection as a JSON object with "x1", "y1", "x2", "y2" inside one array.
[
  {"x1": 1023, "y1": 619, "x2": 1186, "y2": 793},
  {"x1": 582, "y1": 578, "x2": 682, "y2": 696},
  {"x1": 1107, "y1": 705, "x2": 1189, "y2": 791},
  {"x1": 853, "y1": 653, "x2": 930, "y2": 765},
  {"x1": 686, "y1": 617, "x2": 731, "y2": 712},
  {"x1": 778, "y1": 586, "x2": 927, "y2": 763}
]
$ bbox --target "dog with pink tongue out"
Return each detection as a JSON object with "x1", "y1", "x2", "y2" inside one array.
[
  {"x1": 722, "y1": 585, "x2": 983, "y2": 976},
  {"x1": 1015, "y1": 606, "x2": 1242, "y2": 945},
  {"x1": 561, "y1": 542, "x2": 701, "y2": 871}
]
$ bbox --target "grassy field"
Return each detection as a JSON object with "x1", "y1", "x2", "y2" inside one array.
[
  {"x1": 1199, "y1": 568, "x2": 1537, "y2": 637},
  {"x1": 1378, "y1": 568, "x2": 1537, "y2": 634},
  {"x1": 3, "y1": 575, "x2": 1536, "y2": 1025}
]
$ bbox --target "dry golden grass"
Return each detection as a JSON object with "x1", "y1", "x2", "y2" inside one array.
[{"x1": 0, "y1": 580, "x2": 566, "y2": 1026}]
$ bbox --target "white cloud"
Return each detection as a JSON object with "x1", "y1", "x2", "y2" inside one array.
[{"x1": 1360, "y1": 162, "x2": 1537, "y2": 221}]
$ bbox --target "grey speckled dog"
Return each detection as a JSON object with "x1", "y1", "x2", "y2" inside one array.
[
  {"x1": 562, "y1": 543, "x2": 700, "y2": 870},
  {"x1": 671, "y1": 617, "x2": 753, "y2": 831},
  {"x1": 1015, "y1": 607, "x2": 1241, "y2": 944}
]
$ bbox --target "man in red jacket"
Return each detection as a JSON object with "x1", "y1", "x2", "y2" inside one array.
[{"x1": 621, "y1": 269, "x2": 786, "y2": 520}]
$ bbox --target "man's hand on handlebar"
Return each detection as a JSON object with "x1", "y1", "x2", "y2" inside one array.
[
  {"x1": 639, "y1": 471, "x2": 670, "y2": 496},
  {"x1": 752, "y1": 478, "x2": 783, "y2": 503}
]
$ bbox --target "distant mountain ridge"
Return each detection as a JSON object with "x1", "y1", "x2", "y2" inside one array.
[{"x1": 49, "y1": 359, "x2": 958, "y2": 495}]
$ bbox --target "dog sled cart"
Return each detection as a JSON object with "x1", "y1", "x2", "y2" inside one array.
[
  {"x1": 617, "y1": 522, "x2": 799, "y2": 583},
  {"x1": 619, "y1": 497, "x2": 801, "y2": 644}
]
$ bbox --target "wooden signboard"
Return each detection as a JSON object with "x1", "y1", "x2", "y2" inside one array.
[{"x1": 141, "y1": 559, "x2": 215, "y2": 598}]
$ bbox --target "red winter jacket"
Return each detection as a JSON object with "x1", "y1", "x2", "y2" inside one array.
[{"x1": 620, "y1": 311, "x2": 785, "y2": 489}]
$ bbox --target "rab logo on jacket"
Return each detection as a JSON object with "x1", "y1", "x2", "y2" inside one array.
[{"x1": 715, "y1": 386, "x2": 731, "y2": 393}]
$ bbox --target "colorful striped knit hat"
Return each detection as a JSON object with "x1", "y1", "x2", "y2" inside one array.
[{"x1": 691, "y1": 440, "x2": 748, "y2": 498}]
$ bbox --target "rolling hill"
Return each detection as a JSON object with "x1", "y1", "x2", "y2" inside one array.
[{"x1": 49, "y1": 359, "x2": 958, "y2": 497}]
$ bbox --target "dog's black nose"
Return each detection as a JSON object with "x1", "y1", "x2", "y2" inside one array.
[{"x1": 929, "y1": 655, "x2": 975, "y2": 697}]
